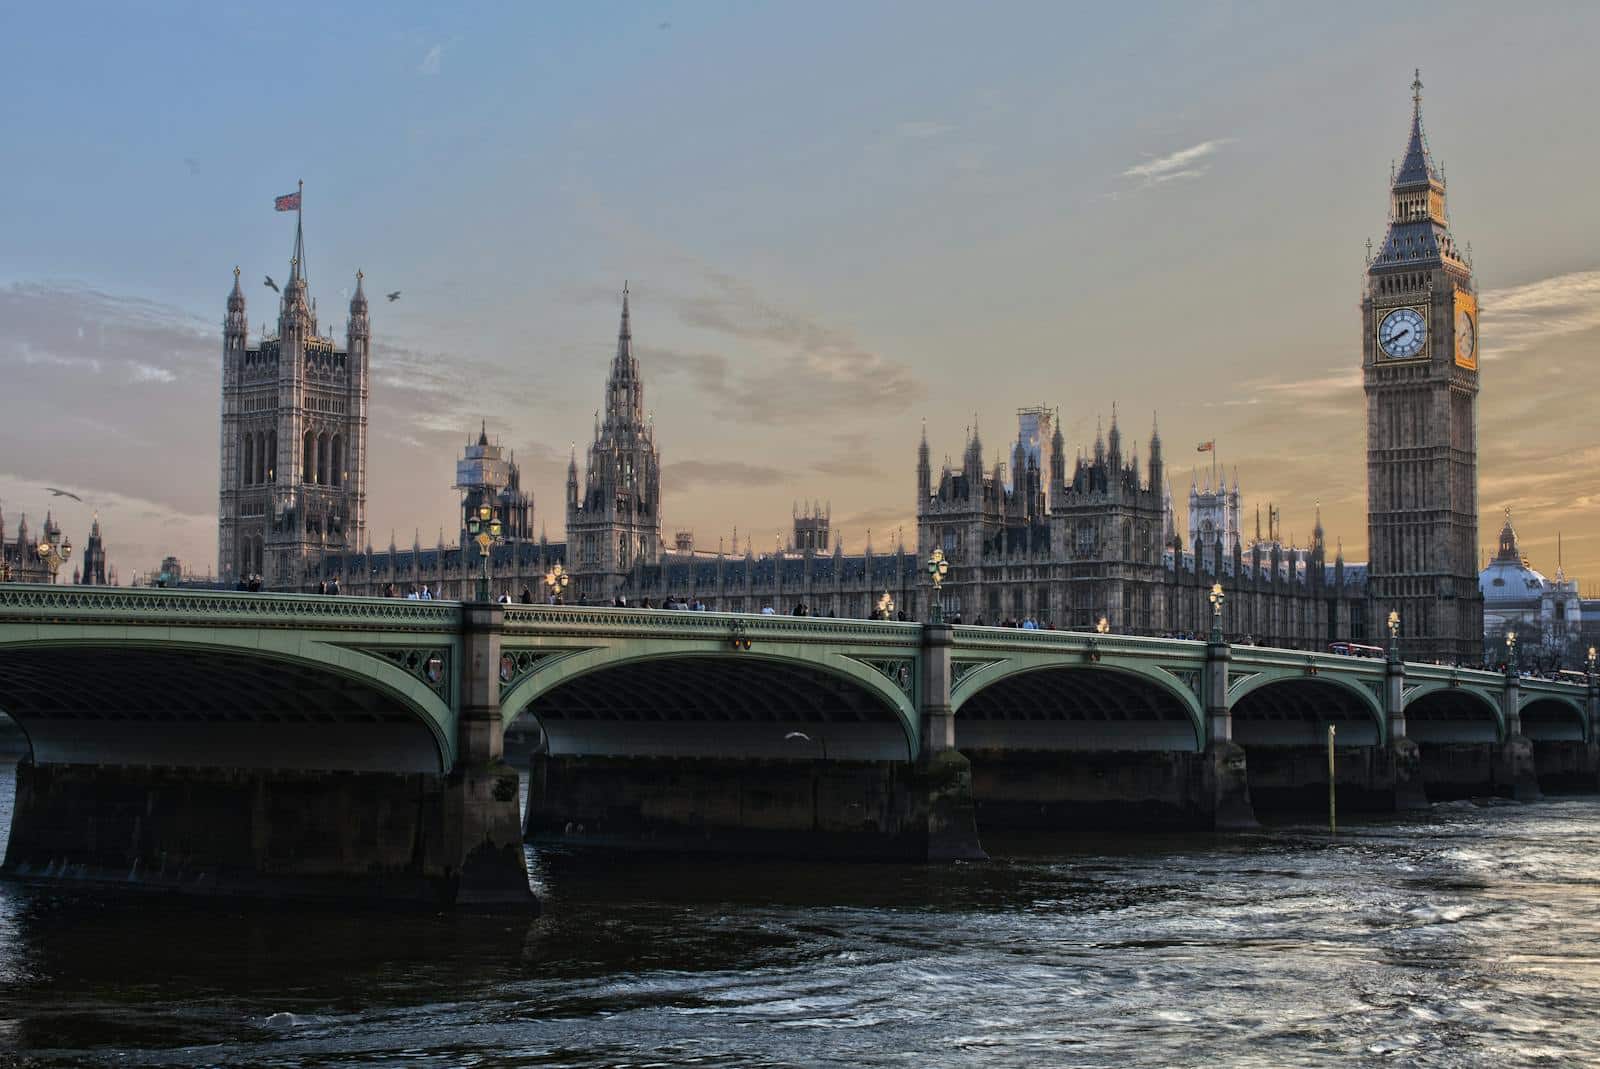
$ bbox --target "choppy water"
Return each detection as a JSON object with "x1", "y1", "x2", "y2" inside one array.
[{"x1": 0, "y1": 767, "x2": 1598, "y2": 1067}]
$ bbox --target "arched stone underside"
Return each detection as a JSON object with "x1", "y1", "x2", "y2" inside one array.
[
  {"x1": 522, "y1": 654, "x2": 915, "y2": 761},
  {"x1": 1404, "y1": 689, "x2": 1503, "y2": 744},
  {"x1": 1231, "y1": 677, "x2": 1384, "y2": 747},
  {"x1": 0, "y1": 645, "x2": 447, "y2": 773},
  {"x1": 955, "y1": 666, "x2": 1202, "y2": 752},
  {"x1": 1521, "y1": 697, "x2": 1588, "y2": 743}
]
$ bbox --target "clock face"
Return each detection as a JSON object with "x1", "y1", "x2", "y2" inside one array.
[
  {"x1": 1455, "y1": 309, "x2": 1476, "y2": 361},
  {"x1": 1378, "y1": 307, "x2": 1426, "y2": 358}
]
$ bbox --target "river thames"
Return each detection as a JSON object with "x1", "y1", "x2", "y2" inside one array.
[{"x1": 0, "y1": 767, "x2": 1597, "y2": 1067}]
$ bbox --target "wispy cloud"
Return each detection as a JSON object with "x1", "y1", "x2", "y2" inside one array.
[
  {"x1": 1480, "y1": 269, "x2": 1600, "y2": 362},
  {"x1": 1122, "y1": 139, "x2": 1234, "y2": 188},
  {"x1": 645, "y1": 270, "x2": 923, "y2": 425},
  {"x1": 418, "y1": 43, "x2": 441, "y2": 76},
  {"x1": 662, "y1": 460, "x2": 785, "y2": 493}
]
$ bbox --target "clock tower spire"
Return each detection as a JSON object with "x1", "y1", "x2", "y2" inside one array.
[{"x1": 1362, "y1": 71, "x2": 1482, "y2": 662}]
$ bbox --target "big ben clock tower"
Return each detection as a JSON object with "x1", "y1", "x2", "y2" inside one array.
[{"x1": 1363, "y1": 72, "x2": 1483, "y2": 663}]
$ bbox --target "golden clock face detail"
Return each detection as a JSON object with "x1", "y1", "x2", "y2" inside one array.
[
  {"x1": 1379, "y1": 307, "x2": 1426, "y2": 358},
  {"x1": 1455, "y1": 309, "x2": 1475, "y2": 362}
]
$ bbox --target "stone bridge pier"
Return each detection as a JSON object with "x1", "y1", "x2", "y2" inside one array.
[
  {"x1": 511, "y1": 613, "x2": 984, "y2": 861},
  {"x1": 2, "y1": 587, "x2": 1595, "y2": 905},
  {"x1": 0, "y1": 588, "x2": 534, "y2": 910}
]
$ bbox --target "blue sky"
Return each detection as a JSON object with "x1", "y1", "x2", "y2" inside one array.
[{"x1": 3, "y1": 3, "x2": 1597, "y2": 582}]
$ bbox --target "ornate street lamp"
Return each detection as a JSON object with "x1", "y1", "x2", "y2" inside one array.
[
  {"x1": 35, "y1": 537, "x2": 73, "y2": 583},
  {"x1": 544, "y1": 562, "x2": 570, "y2": 605},
  {"x1": 1386, "y1": 610, "x2": 1401, "y2": 662},
  {"x1": 1095, "y1": 616, "x2": 1110, "y2": 635},
  {"x1": 465, "y1": 502, "x2": 503, "y2": 603},
  {"x1": 877, "y1": 590, "x2": 895, "y2": 621},
  {"x1": 1588, "y1": 645, "x2": 1597, "y2": 678},
  {"x1": 927, "y1": 548, "x2": 950, "y2": 624},
  {"x1": 1207, "y1": 582, "x2": 1225, "y2": 644},
  {"x1": 1504, "y1": 629, "x2": 1518, "y2": 676}
]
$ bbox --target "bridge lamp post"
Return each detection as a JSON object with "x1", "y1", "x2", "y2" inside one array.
[
  {"x1": 927, "y1": 548, "x2": 949, "y2": 624},
  {"x1": 877, "y1": 591, "x2": 895, "y2": 621},
  {"x1": 1096, "y1": 616, "x2": 1110, "y2": 635},
  {"x1": 1386, "y1": 610, "x2": 1401, "y2": 663},
  {"x1": 1588, "y1": 646, "x2": 1597, "y2": 679},
  {"x1": 1207, "y1": 583, "x2": 1225, "y2": 644},
  {"x1": 544, "y1": 562, "x2": 570, "y2": 605},
  {"x1": 465, "y1": 503, "x2": 503, "y2": 603},
  {"x1": 34, "y1": 537, "x2": 73, "y2": 584},
  {"x1": 1504, "y1": 630, "x2": 1518, "y2": 676}
]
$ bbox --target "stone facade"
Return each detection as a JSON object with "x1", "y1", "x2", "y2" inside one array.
[
  {"x1": 564, "y1": 286, "x2": 662, "y2": 605},
  {"x1": 0, "y1": 508, "x2": 58, "y2": 583},
  {"x1": 1362, "y1": 73, "x2": 1484, "y2": 662},
  {"x1": 217, "y1": 209, "x2": 369, "y2": 587}
]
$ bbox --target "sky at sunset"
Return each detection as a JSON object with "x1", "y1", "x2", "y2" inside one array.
[{"x1": 2, "y1": 3, "x2": 1596, "y2": 588}]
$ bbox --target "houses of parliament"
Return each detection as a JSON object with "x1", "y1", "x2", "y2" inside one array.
[{"x1": 207, "y1": 77, "x2": 1492, "y2": 660}]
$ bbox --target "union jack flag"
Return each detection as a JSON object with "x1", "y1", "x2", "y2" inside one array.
[
  {"x1": 1196, "y1": 440, "x2": 1214, "y2": 453},
  {"x1": 274, "y1": 192, "x2": 301, "y2": 212}
]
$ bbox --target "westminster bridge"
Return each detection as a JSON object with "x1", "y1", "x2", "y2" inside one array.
[{"x1": 0, "y1": 584, "x2": 1594, "y2": 908}]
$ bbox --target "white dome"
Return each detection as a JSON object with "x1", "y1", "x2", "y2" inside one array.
[
  {"x1": 1480, "y1": 557, "x2": 1547, "y2": 607},
  {"x1": 1481, "y1": 511, "x2": 1547, "y2": 607}
]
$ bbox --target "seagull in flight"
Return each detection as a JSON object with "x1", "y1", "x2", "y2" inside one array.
[
  {"x1": 264, "y1": 275, "x2": 280, "y2": 293},
  {"x1": 386, "y1": 291, "x2": 401, "y2": 302},
  {"x1": 44, "y1": 488, "x2": 83, "y2": 502}
]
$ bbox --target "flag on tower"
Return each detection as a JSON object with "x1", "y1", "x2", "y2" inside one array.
[
  {"x1": 1196, "y1": 440, "x2": 1214, "y2": 453},
  {"x1": 274, "y1": 191, "x2": 301, "y2": 212}
]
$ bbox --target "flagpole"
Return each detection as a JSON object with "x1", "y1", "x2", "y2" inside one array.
[{"x1": 298, "y1": 178, "x2": 304, "y2": 278}]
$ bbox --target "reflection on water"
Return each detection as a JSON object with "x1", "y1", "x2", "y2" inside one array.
[{"x1": 1, "y1": 764, "x2": 1598, "y2": 1067}]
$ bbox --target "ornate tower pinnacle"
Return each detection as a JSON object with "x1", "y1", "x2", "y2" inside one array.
[{"x1": 1362, "y1": 73, "x2": 1482, "y2": 660}]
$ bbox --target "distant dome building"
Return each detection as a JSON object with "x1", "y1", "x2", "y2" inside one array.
[{"x1": 1480, "y1": 510, "x2": 1582, "y2": 662}]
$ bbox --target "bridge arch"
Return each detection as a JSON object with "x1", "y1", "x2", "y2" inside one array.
[
  {"x1": 500, "y1": 647, "x2": 919, "y2": 761},
  {"x1": 1521, "y1": 694, "x2": 1589, "y2": 743},
  {"x1": 0, "y1": 634, "x2": 455, "y2": 772},
  {"x1": 952, "y1": 662, "x2": 1204, "y2": 752},
  {"x1": 1404, "y1": 687, "x2": 1503, "y2": 744},
  {"x1": 1230, "y1": 674, "x2": 1385, "y2": 746}
]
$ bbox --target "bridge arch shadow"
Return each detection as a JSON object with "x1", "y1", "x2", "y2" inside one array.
[
  {"x1": 0, "y1": 642, "x2": 451, "y2": 773},
  {"x1": 1404, "y1": 688, "x2": 1503, "y2": 744},
  {"x1": 953, "y1": 665, "x2": 1203, "y2": 752},
  {"x1": 1521, "y1": 696, "x2": 1588, "y2": 743},
  {"x1": 1231, "y1": 676, "x2": 1384, "y2": 747},
  {"x1": 503, "y1": 652, "x2": 917, "y2": 762}
]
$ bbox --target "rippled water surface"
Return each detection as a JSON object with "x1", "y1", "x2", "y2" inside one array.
[{"x1": 1, "y1": 767, "x2": 1599, "y2": 1067}]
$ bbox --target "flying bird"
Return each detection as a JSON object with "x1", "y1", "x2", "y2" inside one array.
[
  {"x1": 44, "y1": 488, "x2": 83, "y2": 502},
  {"x1": 264, "y1": 275, "x2": 280, "y2": 293},
  {"x1": 386, "y1": 291, "x2": 401, "y2": 302}
]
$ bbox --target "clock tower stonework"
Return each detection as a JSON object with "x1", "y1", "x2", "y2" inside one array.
[{"x1": 1363, "y1": 72, "x2": 1483, "y2": 663}]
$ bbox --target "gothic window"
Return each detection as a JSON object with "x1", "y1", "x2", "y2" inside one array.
[
  {"x1": 330, "y1": 435, "x2": 343, "y2": 487},
  {"x1": 942, "y1": 527, "x2": 956, "y2": 555},
  {"x1": 317, "y1": 432, "x2": 330, "y2": 486},
  {"x1": 1076, "y1": 521, "x2": 1095, "y2": 556},
  {"x1": 619, "y1": 533, "x2": 629, "y2": 568},
  {"x1": 241, "y1": 434, "x2": 253, "y2": 486},
  {"x1": 266, "y1": 430, "x2": 276, "y2": 481},
  {"x1": 303, "y1": 432, "x2": 316, "y2": 485}
]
